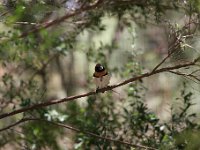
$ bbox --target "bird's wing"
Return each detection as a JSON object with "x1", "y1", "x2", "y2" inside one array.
[{"x1": 101, "y1": 75, "x2": 110, "y2": 88}]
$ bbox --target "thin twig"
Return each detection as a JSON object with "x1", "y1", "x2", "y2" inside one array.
[
  {"x1": 29, "y1": 52, "x2": 60, "y2": 80},
  {"x1": 151, "y1": 35, "x2": 181, "y2": 72},
  {"x1": 0, "y1": 11, "x2": 10, "y2": 17},
  {"x1": 152, "y1": 18, "x2": 200, "y2": 72},
  {"x1": 189, "y1": 69, "x2": 200, "y2": 75},
  {"x1": 0, "y1": 58, "x2": 198, "y2": 120},
  {"x1": 14, "y1": 21, "x2": 38, "y2": 25},
  {"x1": 0, "y1": 118, "x2": 157, "y2": 150},
  {"x1": 168, "y1": 70, "x2": 200, "y2": 82},
  {"x1": 0, "y1": 118, "x2": 26, "y2": 132}
]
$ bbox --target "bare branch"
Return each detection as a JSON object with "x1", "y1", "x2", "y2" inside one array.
[
  {"x1": 0, "y1": 118, "x2": 157, "y2": 150},
  {"x1": 0, "y1": 58, "x2": 198, "y2": 120}
]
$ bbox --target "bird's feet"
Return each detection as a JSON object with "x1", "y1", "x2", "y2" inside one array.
[
  {"x1": 95, "y1": 86, "x2": 109, "y2": 93},
  {"x1": 95, "y1": 88, "x2": 100, "y2": 93}
]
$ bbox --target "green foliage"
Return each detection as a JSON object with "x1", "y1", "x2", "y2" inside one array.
[
  {"x1": 0, "y1": 0, "x2": 199, "y2": 149},
  {"x1": 23, "y1": 121, "x2": 61, "y2": 150}
]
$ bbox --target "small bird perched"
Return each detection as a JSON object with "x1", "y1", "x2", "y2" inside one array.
[{"x1": 93, "y1": 64, "x2": 110, "y2": 92}]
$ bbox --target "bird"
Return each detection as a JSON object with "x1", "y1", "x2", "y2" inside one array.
[{"x1": 93, "y1": 63, "x2": 110, "y2": 92}]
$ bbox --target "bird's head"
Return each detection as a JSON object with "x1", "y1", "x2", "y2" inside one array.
[{"x1": 95, "y1": 64, "x2": 105, "y2": 72}]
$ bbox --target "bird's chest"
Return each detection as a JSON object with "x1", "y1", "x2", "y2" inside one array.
[{"x1": 93, "y1": 74, "x2": 110, "y2": 88}]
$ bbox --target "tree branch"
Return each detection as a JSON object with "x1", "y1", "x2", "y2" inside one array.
[
  {"x1": 0, "y1": 118, "x2": 157, "y2": 150},
  {"x1": 0, "y1": 57, "x2": 198, "y2": 120},
  {"x1": 19, "y1": 0, "x2": 104, "y2": 38}
]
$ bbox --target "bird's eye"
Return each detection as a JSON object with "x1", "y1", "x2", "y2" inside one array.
[{"x1": 100, "y1": 66, "x2": 104, "y2": 70}]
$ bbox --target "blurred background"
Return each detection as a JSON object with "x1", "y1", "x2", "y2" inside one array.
[{"x1": 0, "y1": 0, "x2": 200, "y2": 149}]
